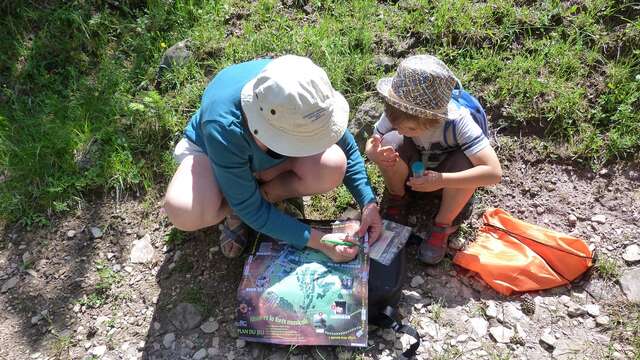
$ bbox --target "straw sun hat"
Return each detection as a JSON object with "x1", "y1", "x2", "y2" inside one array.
[{"x1": 376, "y1": 55, "x2": 457, "y2": 119}]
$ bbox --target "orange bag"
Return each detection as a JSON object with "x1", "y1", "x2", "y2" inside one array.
[{"x1": 453, "y1": 208, "x2": 594, "y2": 295}]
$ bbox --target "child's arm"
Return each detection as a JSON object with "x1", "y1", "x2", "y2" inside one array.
[{"x1": 408, "y1": 145, "x2": 502, "y2": 191}]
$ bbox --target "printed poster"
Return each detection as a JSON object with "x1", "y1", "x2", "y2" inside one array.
[{"x1": 236, "y1": 220, "x2": 369, "y2": 346}]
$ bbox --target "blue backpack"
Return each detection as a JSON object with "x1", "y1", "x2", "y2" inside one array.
[{"x1": 443, "y1": 80, "x2": 489, "y2": 147}]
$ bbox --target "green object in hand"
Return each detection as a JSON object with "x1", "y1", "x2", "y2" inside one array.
[{"x1": 320, "y1": 233, "x2": 361, "y2": 247}]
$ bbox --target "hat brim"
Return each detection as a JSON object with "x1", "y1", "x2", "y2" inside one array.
[
  {"x1": 241, "y1": 77, "x2": 349, "y2": 157},
  {"x1": 376, "y1": 77, "x2": 448, "y2": 119}
]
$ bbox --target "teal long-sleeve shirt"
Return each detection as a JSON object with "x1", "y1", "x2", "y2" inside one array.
[{"x1": 183, "y1": 59, "x2": 376, "y2": 248}]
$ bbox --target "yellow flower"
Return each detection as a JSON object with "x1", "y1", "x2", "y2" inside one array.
[{"x1": 160, "y1": 42, "x2": 167, "y2": 48}]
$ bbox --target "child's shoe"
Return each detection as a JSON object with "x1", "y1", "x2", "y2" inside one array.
[
  {"x1": 380, "y1": 191, "x2": 409, "y2": 225},
  {"x1": 417, "y1": 222, "x2": 458, "y2": 264}
]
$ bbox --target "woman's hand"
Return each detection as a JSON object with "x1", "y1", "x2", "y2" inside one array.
[
  {"x1": 308, "y1": 229, "x2": 358, "y2": 263},
  {"x1": 320, "y1": 241, "x2": 359, "y2": 263},
  {"x1": 358, "y1": 202, "x2": 382, "y2": 244}
]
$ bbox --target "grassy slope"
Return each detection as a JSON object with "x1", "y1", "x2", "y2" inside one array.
[{"x1": 0, "y1": 0, "x2": 638, "y2": 225}]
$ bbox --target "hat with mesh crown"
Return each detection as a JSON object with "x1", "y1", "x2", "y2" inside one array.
[{"x1": 376, "y1": 55, "x2": 456, "y2": 119}]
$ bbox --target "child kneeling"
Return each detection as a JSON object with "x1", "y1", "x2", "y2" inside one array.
[{"x1": 365, "y1": 55, "x2": 502, "y2": 265}]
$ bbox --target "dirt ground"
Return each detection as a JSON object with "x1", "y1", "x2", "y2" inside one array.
[{"x1": 1, "y1": 133, "x2": 639, "y2": 360}]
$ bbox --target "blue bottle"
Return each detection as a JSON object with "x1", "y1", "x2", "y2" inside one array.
[{"x1": 411, "y1": 161, "x2": 425, "y2": 178}]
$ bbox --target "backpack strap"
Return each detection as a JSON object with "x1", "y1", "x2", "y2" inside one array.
[
  {"x1": 377, "y1": 306, "x2": 420, "y2": 359},
  {"x1": 450, "y1": 77, "x2": 490, "y2": 138},
  {"x1": 442, "y1": 119, "x2": 458, "y2": 148}
]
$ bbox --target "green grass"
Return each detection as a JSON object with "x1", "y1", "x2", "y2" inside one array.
[
  {"x1": 608, "y1": 302, "x2": 640, "y2": 359},
  {"x1": 181, "y1": 285, "x2": 212, "y2": 315},
  {"x1": 430, "y1": 297, "x2": 446, "y2": 323},
  {"x1": 165, "y1": 227, "x2": 186, "y2": 246},
  {"x1": 77, "y1": 260, "x2": 123, "y2": 308},
  {"x1": 1, "y1": 0, "x2": 638, "y2": 224},
  {"x1": 596, "y1": 255, "x2": 621, "y2": 281},
  {"x1": 50, "y1": 331, "x2": 75, "y2": 358}
]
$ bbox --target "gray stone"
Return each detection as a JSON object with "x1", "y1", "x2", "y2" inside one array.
[
  {"x1": 159, "y1": 40, "x2": 192, "y2": 70},
  {"x1": 402, "y1": 290, "x2": 422, "y2": 304},
  {"x1": 584, "y1": 278, "x2": 620, "y2": 301},
  {"x1": 418, "y1": 318, "x2": 446, "y2": 340},
  {"x1": 620, "y1": 268, "x2": 640, "y2": 303},
  {"x1": 468, "y1": 317, "x2": 488, "y2": 339},
  {"x1": 373, "y1": 55, "x2": 396, "y2": 72},
  {"x1": 463, "y1": 341, "x2": 482, "y2": 352},
  {"x1": 89, "y1": 345, "x2": 107, "y2": 357},
  {"x1": 567, "y1": 214, "x2": 577, "y2": 226},
  {"x1": 496, "y1": 302, "x2": 526, "y2": 325},
  {"x1": 611, "y1": 352, "x2": 625, "y2": 360},
  {"x1": 485, "y1": 301, "x2": 498, "y2": 319},
  {"x1": 539, "y1": 329, "x2": 556, "y2": 349},
  {"x1": 399, "y1": 333, "x2": 416, "y2": 349},
  {"x1": 169, "y1": 303, "x2": 202, "y2": 330},
  {"x1": 130, "y1": 234, "x2": 155, "y2": 264},
  {"x1": 591, "y1": 214, "x2": 606, "y2": 224},
  {"x1": 22, "y1": 252, "x2": 32, "y2": 264},
  {"x1": 623, "y1": 244, "x2": 640, "y2": 262},
  {"x1": 410, "y1": 275, "x2": 425, "y2": 288},
  {"x1": 1, "y1": 276, "x2": 18, "y2": 293},
  {"x1": 193, "y1": 348, "x2": 207, "y2": 360},
  {"x1": 489, "y1": 326, "x2": 513, "y2": 343},
  {"x1": 584, "y1": 304, "x2": 600, "y2": 317},
  {"x1": 162, "y1": 333, "x2": 175, "y2": 348},
  {"x1": 565, "y1": 302, "x2": 585, "y2": 317},
  {"x1": 90, "y1": 227, "x2": 103, "y2": 239},
  {"x1": 595, "y1": 315, "x2": 610, "y2": 326},
  {"x1": 349, "y1": 97, "x2": 383, "y2": 151},
  {"x1": 552, "y1": 339, "x2": 585, "y2": 360},
  {"x1": 236, "y1": 339, "x2": 246, "y2": 349},
  {"x1": 200, "y1": 319, "x2": 219, "y2": 333},
  {"x1": 31, "y1": 314, "x2": 42, "y2": 324},
  {"x1": 210, "y1": 337, "x2": 219, "y2": 348}
]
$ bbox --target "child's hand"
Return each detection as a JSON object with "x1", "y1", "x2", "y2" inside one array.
[
  {"x1": 407, "y1": 170, "x2": 443, "y2": 192},
  {"x1": 367, "y1": 135, "x2": 399, "y2": 168}
]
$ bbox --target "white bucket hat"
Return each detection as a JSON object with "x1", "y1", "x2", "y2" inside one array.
[
  {"x1": 240, "y1": 55, "x2": 349, "y2": 157},
  {"x1": 377, "y1": 55, "x2": 456, "y2": 119}
]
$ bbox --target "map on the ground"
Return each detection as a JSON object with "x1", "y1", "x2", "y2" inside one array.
[
  {"x1": 236, "y1": 220, "x2": 369, "y2": 347},
  {"x1": 369, "y1": 220, "x2": 412, "y2": 266}
]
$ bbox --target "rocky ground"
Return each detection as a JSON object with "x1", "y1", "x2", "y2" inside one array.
[{"x1": 1, "y1": 119, "x2": 639, "y2": 359}]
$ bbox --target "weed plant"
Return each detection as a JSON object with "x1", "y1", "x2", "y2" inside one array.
[{"x1": 1, "y1": 0, "x2": 638, "y2": 224}]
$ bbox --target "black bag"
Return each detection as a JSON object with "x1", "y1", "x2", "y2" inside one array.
[
  {"x1": 250, "y1": 219, "x2": 420, "y2": 358},
  {"x1": 369, "y1": 247, "x2": 420, "y2": 359}
]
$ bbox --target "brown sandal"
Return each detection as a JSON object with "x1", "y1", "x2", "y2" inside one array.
[{"x1": 219, "y1": 213, "x2": 250, "y2": 258}]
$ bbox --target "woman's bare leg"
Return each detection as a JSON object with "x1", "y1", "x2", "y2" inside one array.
[{"x1": 163, "y1": 154, "x2": 230, "y2": 231}]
